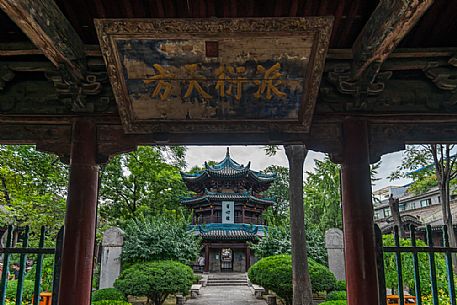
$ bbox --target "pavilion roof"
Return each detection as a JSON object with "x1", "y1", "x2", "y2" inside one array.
[
  {"x1": 190, "y1": 223, "x2": 266, "y2": 240},
  {"x1": 180, "y1": 188, "x2": 275, "y2": 206},
  {"x1": 181, "y1": 148, "x2": 276, "y2": 185}
]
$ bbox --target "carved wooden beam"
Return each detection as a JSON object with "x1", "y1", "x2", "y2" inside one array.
[
  {"x1": 0, "y1": 0, "x2": 87, "y2": 80},
  {"x1": 352, "y1": 0, "x2": 434, "y2": 80}
]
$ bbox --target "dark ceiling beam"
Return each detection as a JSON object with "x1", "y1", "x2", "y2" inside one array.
[
  {"x1": 0, "y1": 0, "x2": 87, "y2": 80},
  {"x1": 351, "y1": 0, "x2": 434, "y2": 80}
]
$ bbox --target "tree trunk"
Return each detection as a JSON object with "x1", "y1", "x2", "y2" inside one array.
[
  {"x1": 285, "y1": 145, "x2": 313, "y2": 305},
  {"x1": 388, "y1": 194, "x2": 404, "y2": 237}
]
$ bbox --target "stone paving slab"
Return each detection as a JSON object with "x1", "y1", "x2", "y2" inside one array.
[{"x1": 185, "y1": 285, "x2": 267, "y2": 305}]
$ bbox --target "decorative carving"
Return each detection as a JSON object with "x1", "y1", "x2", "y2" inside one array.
[
  {"x1": 327, "y1": 62, "x2": 392, "y2": 109},
  {"x1": 45, "y1": 68, "x2": 107, "y2": 112},
  {"x1": 0, "y1": 66, "x2": 15, "y2": 91},
  {"x1": 423, "y1": 59, "x2": 457, "y2": 106},
  {"x1": 95, "y1": 17, "x2": 333, "y2": 134}
]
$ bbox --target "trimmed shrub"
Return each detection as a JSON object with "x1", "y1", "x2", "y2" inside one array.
[
  {"x1": 6, "y1": 280, "x2": 35, "y2": 302},
  {"x1": 326, "y1": 290, "x2": 347, "y2": 301},
  {"x1": 114, "y1": 260, "x2": 194, "y2": 305},
  {"x1": 335, "y1": 280, "x2": 346, "y2": 291},
  {"x1": 248, "y1": 254, "x2": 336, "y2": 305},
  {"x1": 92, "y1": 301, "x2": 131, "y2": 305},
  {"x1": 92, "y1": 288, "x2": 126, "y2": 302},
  {"x1": 319, "y1": 301, "x2": 347, "y2": 305}
]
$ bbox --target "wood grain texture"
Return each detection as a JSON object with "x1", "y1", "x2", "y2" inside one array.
[
  {"x1": 352, "y1": 0, "x2": 434, "y2": 79},
  {"x1": 0, "y1": 0, "x2": 87, "y2": 79}
]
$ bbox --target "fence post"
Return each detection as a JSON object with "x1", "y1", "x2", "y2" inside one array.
[{"x1": 0, "y1": 225, "x2": 13, "y2": 304}]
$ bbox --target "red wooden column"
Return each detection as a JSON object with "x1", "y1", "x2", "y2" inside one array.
[
  {"x1": 58, "y1": 119, "x2": 99, "y2": 305},
  {"x1": 341, "y1": 119, "x2": 379, "y2": 305}
]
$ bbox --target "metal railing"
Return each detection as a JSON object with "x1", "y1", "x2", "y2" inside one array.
[
  {"x1": 0, "y1": 225, "x2": 62, "y2": 305},
  {"x1": 376, "y1": 224, "x2": 457, "y2": 305}
]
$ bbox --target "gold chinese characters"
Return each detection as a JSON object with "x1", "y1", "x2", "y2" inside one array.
[{"x1": 143, "y1": 63, "x2": 287, "y2": 100}]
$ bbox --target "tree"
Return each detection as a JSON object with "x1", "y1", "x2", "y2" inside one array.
[
  {"x1": 98, "y1": 146, "x2": 189, "y2": 224},
  {"x1": 263, "y1": 165, "x2": 290, "y2": 225},
  {"x1": 121, "y1": 216, "x2": 201, "y2": 265},
  {"x1": 390, "y1": 144, "x2": 457, "y2": 267},
  {"x1": 0, "y1": 145, "x2": 68, "y2": 235},
  {"x1": 114, "y1": 260, "x2": 194, "y2": 305},
  {"x1": 250, "y1": 225, "x2": 328, "y2": 265},
  {"x1": 303, "y1": 156, "x2": 342, "y2": 234}
]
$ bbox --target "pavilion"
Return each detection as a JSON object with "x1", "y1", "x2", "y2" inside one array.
[
  {"x1": 1, "y1": 1, "x2": 456, "y2": 305},
  {"x1": 180, "y1": 149, "x2": 275, "y2": 273}
]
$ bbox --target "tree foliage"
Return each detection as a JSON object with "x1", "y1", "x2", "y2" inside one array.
[
  {"x1": 114, "y1": 260, "x2": 194, "y2": 305},
  {"x1": 0, "y1": 145, "x2": 67, "y2": 235},
  {"x1": 304, "y1": 156, "x2": 342, "y2": 234},
  {"x1": 99, "y1": 146, "x2": 189, "y2": 224},
  {"x1": 250, "y1": 225, "x2": 327, "y2": 265},
  {"x1": 121, "y1": 216, "x2": 201, "y2": 265},
  {"x1": 383, "y1": 234, "x2": 447, "y2": 295},
  {"x1": 263, "y1": 165, "x2": 290, "y2": 224}
]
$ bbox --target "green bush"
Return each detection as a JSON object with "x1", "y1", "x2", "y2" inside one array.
[
  {"x1": 319, "y1": 301, "x2": 346, "y2": 305},
  {"x1": 6, "y1": 280, "x2": 35, "y2": 302},
  {"x1": 248, "y1": 254, "x2": 337, "y2": 305},
  {"x1": 92, "y1": 288, "x2": 126, "y2": 302},
  {"x1": 26, "y1": 257, "x2": 54, "y2": 292},
  {"x1": 114, "y1": 260, "x2": 194, "y2": 305},
  {"x1": 326, "y1": 290, "x2": 347, "y2": 301},
  {"x1": 92, "y1": 301, "x2": 131, "y2": 305},
  {"x1": 335, "y1": 280, "x2": 346, "y2": 291}
]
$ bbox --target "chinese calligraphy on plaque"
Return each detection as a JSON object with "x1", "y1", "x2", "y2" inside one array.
[{"x1": 117, "y1": 36, "x2": 310, "y2": 121}]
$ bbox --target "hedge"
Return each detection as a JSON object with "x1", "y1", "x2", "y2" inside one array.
[
  {"x1": 248, "y1": 254, "x2": 336, "y2": 305},
  {"x1": 92, "y1": 288, "x2": 126, "y2": 302}
]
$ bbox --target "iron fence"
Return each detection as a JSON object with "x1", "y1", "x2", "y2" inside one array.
[
  {"x1": 376, "y1": 224, "x2": 457, "y2": 305},
  {"x1": 0, "y1": 225, "x2": 62, "y2": 305}
]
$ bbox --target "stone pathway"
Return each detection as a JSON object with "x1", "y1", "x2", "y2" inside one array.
[{"x1": 185, "y1": 285, "x2": 266, "y2": 305}]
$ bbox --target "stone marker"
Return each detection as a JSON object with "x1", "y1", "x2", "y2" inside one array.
[
  {"x1": 99, "y1": 227, "x2": 124, "y2": 289},
  {"x1": 325, "y1": 228, "x2": 346, "y2": 281}
]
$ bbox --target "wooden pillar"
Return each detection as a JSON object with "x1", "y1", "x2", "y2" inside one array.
[
  {"x1": 242, "y1": 206, "x2": 246, "y2": 223},
  {"x1": 58, "y1": 119, "x2": 98, "y2": 305},
  {"x1": 285, "y1": 145, "x2": 313, "y2": 305},
  {"x1": 204, "y1": 244, "x2": 210, "y2": 273},
  {"x1": 341, "y1": 119, "x2": 379, "y2": 305},
  {"x1": 245, "y1": 246, "x2": 251, "y2": 272}
]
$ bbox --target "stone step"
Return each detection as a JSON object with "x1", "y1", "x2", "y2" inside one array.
[{"x1": 207, "y1": 280, "x2": 248, "y2": 286}]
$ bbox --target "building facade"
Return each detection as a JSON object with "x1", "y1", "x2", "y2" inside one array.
[
  {"x1": 180, "y1": 149, "x2": 276, "y2": 273},
  {"x1": 374, "y1": 185, "x2": 457, "y2": 244}
]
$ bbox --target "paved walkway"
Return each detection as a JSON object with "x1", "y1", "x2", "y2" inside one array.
[{"x1": 185, "y1": 286, "x2": 266, "y2": 305}]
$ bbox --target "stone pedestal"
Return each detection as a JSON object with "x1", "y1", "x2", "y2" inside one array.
[
  {"x1": 99, "y1": 227, "x2": 124, "y2": 289},
  {"x1": 325, "y1": 228, "x2": 346, "y2": 281}
]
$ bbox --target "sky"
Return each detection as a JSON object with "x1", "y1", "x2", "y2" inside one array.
[{"x1": 184, "y1": 146, "x2": 412, "y2": 192}]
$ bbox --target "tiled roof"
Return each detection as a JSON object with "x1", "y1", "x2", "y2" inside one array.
[
  {"x1": 190, "y1": 223, "x2": 267, "y2": 240},
  {"x1": 199, "y1": 229, "x2": 258, "y2": 240},
  {"x1": 181, "y1": 148, "x2": 276, "y2": 183},
  {"x1": 180, "y1": 189, "x2": 275, "y2": 206}
]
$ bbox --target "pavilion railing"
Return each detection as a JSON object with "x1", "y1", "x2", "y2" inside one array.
[
  {"x1": 376, "y1": 224, "x2": 457, "y2": 305},
  {"x1": 0, "y1": 225, "x2": 63, "y2": 305}
]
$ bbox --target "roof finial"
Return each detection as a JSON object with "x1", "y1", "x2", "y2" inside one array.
[{"x1": 226, "y1": 147, "x2": 230, "y2": 157}]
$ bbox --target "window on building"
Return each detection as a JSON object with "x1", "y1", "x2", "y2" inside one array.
[
  {"x1": 384, "y1": 208, "x2": 391, "y2": 218},
  {"x1": 420, "y1": 198, "x2": 431, "y2": 208},
  {"x1": 399, "y1": 204, "x2": 405, "y2": 211}
]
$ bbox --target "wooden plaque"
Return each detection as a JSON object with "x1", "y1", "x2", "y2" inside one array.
[{"x1": 95, "y1": 18, "x2": 333, "y2": 134}]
